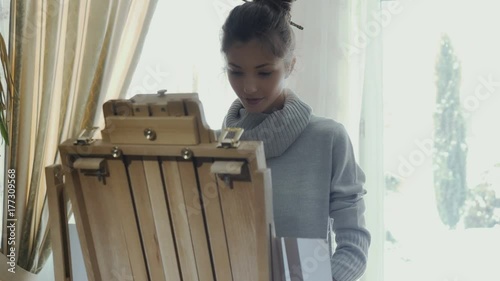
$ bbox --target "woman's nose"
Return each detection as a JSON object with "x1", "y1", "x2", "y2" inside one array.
[{"x1": 243, "y1": 78, "x2": 257, "y2": 94}]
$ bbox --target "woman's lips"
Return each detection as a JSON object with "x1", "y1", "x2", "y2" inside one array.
[{"x1": 245, "y1": 98, "x2": 264, "y2": 105}]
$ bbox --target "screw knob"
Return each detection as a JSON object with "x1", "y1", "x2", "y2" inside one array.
[
  {"x1": 144, "y1": 128, "x2": 157, "y2": 141},
  {"x1": 181, "y1": 148, "x2": 193, "y2": 160},
  {"x1": 111, "y1": 147, "x2": 122, "y2": 158}
]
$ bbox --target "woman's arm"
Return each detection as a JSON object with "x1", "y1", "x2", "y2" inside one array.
[{"x1": 329, "y1": 124, "x2": 371, "y2": 281}]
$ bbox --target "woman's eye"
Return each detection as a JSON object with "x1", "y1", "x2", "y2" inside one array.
[
  {"x1": 259, "y1": 72, "x2": 272, "y2": 77},
  {"x1": 229, "y1": 71, "x2": 243, "y2": 76}
]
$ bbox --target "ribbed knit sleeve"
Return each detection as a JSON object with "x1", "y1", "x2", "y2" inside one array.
[{"x1": 329, "y1": 123, "x2": 371, "y2": 281}]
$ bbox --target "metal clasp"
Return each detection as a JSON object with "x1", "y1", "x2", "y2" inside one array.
[
  {"x1": 210, "y1": 161, "x2": 245, "y2": 189},
  {"x1": 73, "y1": 158, "x2": 108, "y2": 184},
  {"x1": 217, "y1": 127, "x2": 244, "y2": 149},
  {"x1": 74, "y1": 127, "x2": 99, "y2": 145}
]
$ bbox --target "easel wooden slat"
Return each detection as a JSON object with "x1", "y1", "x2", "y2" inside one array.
[
  {"x1": 107, "y1": 159, "x2": 149, "y2": 281},
  {"x1": 196, "y1": 160, "x2": 233, "y2": 281},
  {"x1": 251, "y1": 169, "x2": 273, "y2": 281},
  {"x1": 62, "y1": 157, "x2": 100, "y2": 281},
  {"x1": 161, "y1": 159, "x2": 200, "y2": 281},
  {"x1": 46, "y1": 165, "x2": 72, "y2": 281},
  {"x1": 178, "y1": 160, "x2": 215, "y2": 281},
  {"x1": 217, "y1": 177, "x2": 258, "y2": 280},
  {"x1": 143, "y1": 158, "x2": 182, "y2": 280},
  {"x1": 78, "y1": 165, "x2": 134, "y2": 281},
  {"x1": 127, "y1": 157, "x2": 171, "y2": 281}
]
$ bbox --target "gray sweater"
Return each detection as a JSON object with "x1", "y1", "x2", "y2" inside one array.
[{"x1": 223, "y1": 91, "x2": 370, "y2": 281}]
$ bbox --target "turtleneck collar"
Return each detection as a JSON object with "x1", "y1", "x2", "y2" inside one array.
[{"x1": 223, "y1": 90, "x2": 312, "y2": 159}]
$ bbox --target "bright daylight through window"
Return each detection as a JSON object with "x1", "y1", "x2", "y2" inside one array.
[{"x1": 383, "y1": 0, "x2": 500, "y2": 280}]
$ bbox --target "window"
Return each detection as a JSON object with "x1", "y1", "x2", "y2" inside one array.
[
  {"x1": 125, "y1": 0, "x2": 238, "y2": 129},
  {"x1": 383, "y1": 0, "x2": 500, "y2": 280}
]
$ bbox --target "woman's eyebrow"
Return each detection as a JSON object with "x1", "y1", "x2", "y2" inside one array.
[
  {"x1": 255, "y1": 63, "x2": 273, "y2": 69},
  {"x1": 228, "y1": 63, "x2": 241, "y2": 69},
  {"x1": 228, "y1": 62, "x2": 274, "y2": 69}
]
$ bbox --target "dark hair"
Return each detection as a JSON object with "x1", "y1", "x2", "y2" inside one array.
[{"x1": 221, "y1": 0, "x2": 296, "y2": 64}]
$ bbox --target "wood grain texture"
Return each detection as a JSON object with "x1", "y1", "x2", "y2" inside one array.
[
  {"x1": 61, "y1": 156, "x2": 100, "y2": 281},
  {"x1": 57, "y1": 93, "x2": 279, "y2": 281},
  {"x1": 196, "y1": 160, "x2": 234, "y2": 281},
  {"x1": 165, "y1": 100, "x2": 185, "y2": 117},
  {"x1": 185, "y1": 99, "x2": 213, "y2": 143},
  {"x1": 105, "y1": 116, "x2": 200, "y2": 145},
  {"x1": 78, "y1": 165, "x2": 131, "y2": 281},
  {"x1": 106, "y1": 159, "x2": 149, "y2": 281},
  {"x1": 59, "y1": 140, "x2": 264, "y2": 160},
  {"x1": 161, "y1": 159, "x2": 200, "y2": 281},
  {"x1": 217, "y1": 177, "x2": 258, "y2": 280},
  {"x1": 68, "y1": 158, "x2": 150, "y2": 281},
  {"x1": 143, "y1": 158, "x2": 182, "y2": 280},
  {"x1": 178, "y1": 160, "x2": 215, "y2": 281},
  {"x1": 45, "y1": 164, "x2": 72, "y2": 281},
  {"x1": 127, "y1": 157, "x2": 171, "y2": 281},
  {"x1": 251, "y1": 169, "x2": 274, "y2": 281}
]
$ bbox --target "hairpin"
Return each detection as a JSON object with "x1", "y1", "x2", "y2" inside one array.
[
  {"x1": 241, "y1": 0, "x2": 304, "y2": 30},
  {"x1": 290, "y1": 21, "x2": 304, "y2": 30}
]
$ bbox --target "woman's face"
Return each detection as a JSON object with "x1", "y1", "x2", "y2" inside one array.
[{"x1": 225, "y1": 39, "x2": 291, "y2": 113}]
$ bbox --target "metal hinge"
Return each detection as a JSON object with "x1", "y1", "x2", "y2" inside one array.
[
  {"x1": 211, "y1": 160, "x2": 246, "y2": 189},
  {"x1": 217, "y1": 127, "x2": 244, "y2": 149},
  {"x1": 74, "y1": 127, "x2": 99, "y2": 145},
  {"x1": 73, "y1": 158, "x2": 108, "y2": 184}
]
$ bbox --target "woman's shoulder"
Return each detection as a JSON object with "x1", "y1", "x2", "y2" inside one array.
[{"x1": 307, "y1": 115, "x2": 348, "y2": 137}]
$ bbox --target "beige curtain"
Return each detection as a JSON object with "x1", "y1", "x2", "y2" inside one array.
[{"x1": 1, "y1": 0, "x2": 157, "y2": 273}]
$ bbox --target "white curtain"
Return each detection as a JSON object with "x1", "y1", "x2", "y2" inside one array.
[
  {"x1": 290, "y1": 0, "x2": 364, "y2": 147},
  {"x1": 128, "y1": 1, "x2": 384, "y2": 280},
  {"x1": 290, "y1": 1, "x2": 384, "y2": 280},
  {"x1": 125, "y1": 0, "x2": 238, "y2": 128}
]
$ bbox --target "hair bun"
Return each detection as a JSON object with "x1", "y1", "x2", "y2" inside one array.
[{"x1": 254, "y1": 0, "x2": 294, "y2": 13}]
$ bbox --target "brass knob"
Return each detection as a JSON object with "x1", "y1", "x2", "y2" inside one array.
[
  {"x1": 111, "y1": 147, "x2": 122, "y2": 158},
  {"x1": 144, "y1": 128, "x2": 157, "y2": 141},
  {"x1": 181, "y1": 148, "x2": 193, "y2": 160}
]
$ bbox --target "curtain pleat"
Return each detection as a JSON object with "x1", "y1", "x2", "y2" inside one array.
[
  {"x1": 80, "y1": 1, "x2": 116, "y2": 130},
  {"x1": 2, "y1": 0, "x2": 158, "y2": 273}
]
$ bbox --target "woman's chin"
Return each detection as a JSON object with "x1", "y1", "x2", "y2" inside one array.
[
  {"x1": 243, "y1": 105, "x2": 264, "y2": 113},
  {"x1": 242, "y1": 99, "x2": 266, "y2": 112}
]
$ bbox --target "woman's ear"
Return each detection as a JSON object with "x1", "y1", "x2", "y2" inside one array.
[{"x1": 286, "y1": 57, "x2": 296, "y2": 78}]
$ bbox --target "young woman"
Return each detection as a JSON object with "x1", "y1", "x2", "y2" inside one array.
[{"x1": 220, "y1": 1, "x2": 370, "y2": 280}]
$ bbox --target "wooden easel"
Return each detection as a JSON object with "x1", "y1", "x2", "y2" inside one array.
[{"x1": 46, "y1": 92, "x2": 286, "y2": 281}]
